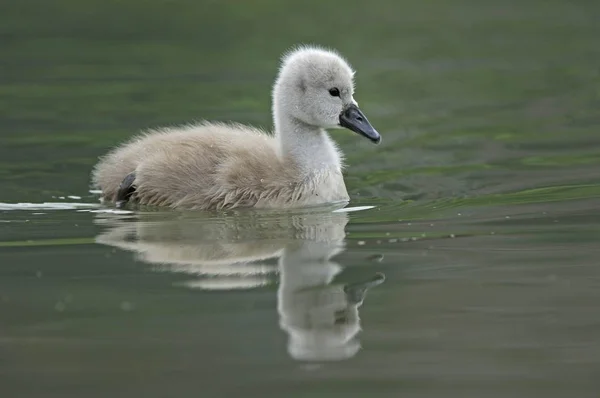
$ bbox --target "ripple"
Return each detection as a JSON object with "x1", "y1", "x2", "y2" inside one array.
[
  {"x1": 0, "y1": 202, "x2": 101, "y2": 211},
  {"x1": 333, "y1": 205, "x2": 376, "y2": 213}
]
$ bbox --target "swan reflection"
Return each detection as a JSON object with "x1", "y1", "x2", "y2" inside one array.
[{"x1": 95, "y1": 208, "x2": 384, "y2": 362}]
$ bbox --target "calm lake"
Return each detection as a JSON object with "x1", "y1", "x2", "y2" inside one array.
[{"x1": 1, "y1": 1, "x2": 600, "y2": 397}]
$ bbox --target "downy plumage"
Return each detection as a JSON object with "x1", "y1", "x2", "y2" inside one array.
[{"x1": 91, "y1": 45, "x2": 381, "y2": 210}]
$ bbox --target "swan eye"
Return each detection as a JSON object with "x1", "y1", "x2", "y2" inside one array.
[{"x1": 328, "y1": 88, "x2": 340, "y2": 97}]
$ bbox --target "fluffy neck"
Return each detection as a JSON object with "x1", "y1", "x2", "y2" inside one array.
[{"x1": 273, "y1": 109, "x2": 342, "y2": 175}]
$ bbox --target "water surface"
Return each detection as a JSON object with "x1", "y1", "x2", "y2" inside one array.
[{"x1": 1, "y1": 0, "x2": 600, "y2": 397}]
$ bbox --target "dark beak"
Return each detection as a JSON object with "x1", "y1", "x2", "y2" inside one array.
[
  {"x1": 344, "y1": 272, "x2": 386, "y2": 305},
  {"x1": 339, "y1": 104, "x2": 381, "y2": 144}
]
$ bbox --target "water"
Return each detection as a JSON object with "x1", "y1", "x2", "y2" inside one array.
[{"x1": 2, "y1": 0, "x2": 600, "y2": 397}]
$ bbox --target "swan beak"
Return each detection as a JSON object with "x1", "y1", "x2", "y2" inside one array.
[{"x1": 339, "y1": 104, "x2": 381, "y2": 144}]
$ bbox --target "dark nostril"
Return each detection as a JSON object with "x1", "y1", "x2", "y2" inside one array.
[{"x1": 356, "y1": 116, "x2": 363, "y2": 121}]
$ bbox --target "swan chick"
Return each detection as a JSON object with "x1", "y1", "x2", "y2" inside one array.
[{"x1": 91, "y1": 45, "x2": 381, "y2": 210}]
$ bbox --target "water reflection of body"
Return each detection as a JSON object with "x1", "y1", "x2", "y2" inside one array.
[{"x1": 95, "y1": 208, "x2": 384, "y2": 361}]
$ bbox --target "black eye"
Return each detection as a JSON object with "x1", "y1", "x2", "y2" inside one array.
[{"x1": 328, "y1": 87, "x2": 340, "y2": 97}]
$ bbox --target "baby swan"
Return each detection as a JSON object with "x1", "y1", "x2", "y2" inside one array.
[{"x1": 91, "y1": 46, "x2": 381, "y2": 210}]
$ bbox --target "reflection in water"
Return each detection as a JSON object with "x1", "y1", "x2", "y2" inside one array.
[{"x1": 95, "y1": 208, "x2": 384, "y2": 362}]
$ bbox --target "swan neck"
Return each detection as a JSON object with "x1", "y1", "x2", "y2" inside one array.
[{"x1": 274, "y1": 113, "x2": 341, "y2": 173}]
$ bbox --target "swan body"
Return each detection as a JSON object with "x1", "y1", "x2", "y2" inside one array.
[{"x1": 91, "y1": 45, "x2": 381, "y2": 210}]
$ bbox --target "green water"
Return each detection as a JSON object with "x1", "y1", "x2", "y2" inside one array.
[{"x1": 1, "y1": 0, "x2": 600, "y2": 397}]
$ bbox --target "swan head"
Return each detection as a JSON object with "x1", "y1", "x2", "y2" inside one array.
[{"x1": 273, "y1": 45, "x2": 381, "y2": 144}]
